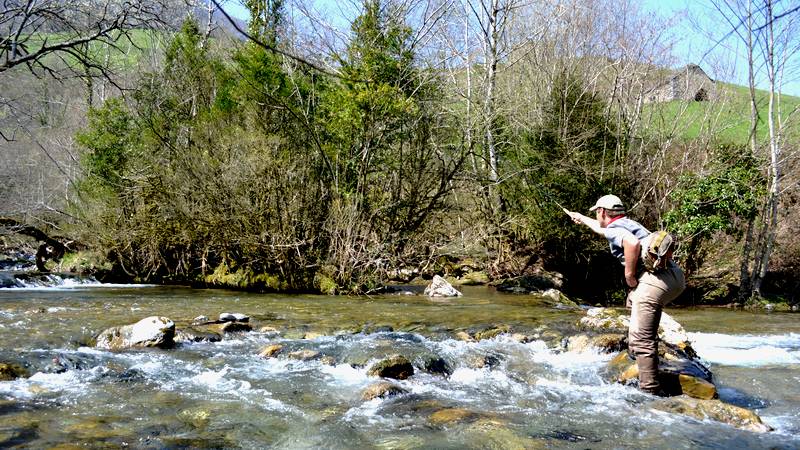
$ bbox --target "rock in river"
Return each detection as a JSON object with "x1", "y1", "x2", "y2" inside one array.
[
  {"x1": 367, "y1": 354, "x2": 414, "y2": 380},
  {"x1": 95, "y1": 316, "x2": 175, "y2": 350},
  {"x1": 361, "y1": 381, "x2": 409, "y2": 401},
  {"x1": 651, "y1": 396, "x2": 773, "y2": 433},
  {"x1": 424, "y1": 275, "x2": 462, "y2": 297}
]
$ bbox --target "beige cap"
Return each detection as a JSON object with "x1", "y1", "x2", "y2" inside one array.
[{"x1": 589, "y1": 194, "x2": 624, "y2": 212}]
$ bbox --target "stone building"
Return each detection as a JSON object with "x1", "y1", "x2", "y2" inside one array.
[{"x1": 643, "y1": 64, "x2": 716, "y2": 103}]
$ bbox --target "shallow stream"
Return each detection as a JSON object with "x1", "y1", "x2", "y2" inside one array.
[{"x1": 0, "y1": 283, "x2": 798, "y2": 448}]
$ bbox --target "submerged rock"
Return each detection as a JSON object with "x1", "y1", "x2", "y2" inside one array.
[
  {"x1": 424, "y1": 275, "x2": 462, "y2": 297},
  {"x1": 367, "y1": 354, "x2": 414, "y2": 380},
  {"x1": 651, "y1": 396, "x2": 773, "y2": 433},
  {"x1": 95, "y1": 316, "x2": 175, "y2": 350},
  {"x1": 361, "y1": 381, "x2": 409, "y2": 401},
  {"x1": 429, "y1": 408, "x2": 478, "y2": 426}
]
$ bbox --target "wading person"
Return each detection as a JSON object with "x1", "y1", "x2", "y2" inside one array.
[{"x1": 566, "y1": 195, "x2": 685, "y2": 395}]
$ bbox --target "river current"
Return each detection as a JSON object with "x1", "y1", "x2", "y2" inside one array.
[{"x1": 0, "y1": 282, "x2": 798, "y2": 449}]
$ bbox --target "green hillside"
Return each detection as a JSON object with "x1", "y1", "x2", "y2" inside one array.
[{"x1": 641, "y1": 82, "x2": 800, "y2": 145}]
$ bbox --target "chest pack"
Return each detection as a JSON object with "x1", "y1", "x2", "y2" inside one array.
[{"x1": 640, "y1": 230, "x2": 676, "y2": 272}]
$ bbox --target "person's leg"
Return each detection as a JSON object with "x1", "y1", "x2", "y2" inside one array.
[{"x1": 628, "y1": 282, "x2": 666, "y2": 393}]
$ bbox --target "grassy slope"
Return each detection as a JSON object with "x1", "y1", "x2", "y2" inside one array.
[{"x1": 640, "y1": 82, "x2": 800, "y2": 145}]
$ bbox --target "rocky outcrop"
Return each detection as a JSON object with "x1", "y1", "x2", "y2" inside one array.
[
  {"x1": 95, "y1": 316, "x2": 175, "y2": 350},
  {"x1": 424, "y1": 275, "x2": 462, "y2": 297},
  {"x1": 367, "y1": 354, "x2": 414, "y2": 380},
  {"x1": 651, "y1": 397, "x2": 773, "y2": 433},
  {"x1": 361, "y1": 381, "x2": 409, "y2": 400}
]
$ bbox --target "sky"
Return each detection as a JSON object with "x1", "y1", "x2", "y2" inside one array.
[{"x1": 222, "y1": 0, "x2": 800, "y2": 96}]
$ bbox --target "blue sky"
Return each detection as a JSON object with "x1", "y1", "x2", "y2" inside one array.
[{"x1": 223, "y1": 0, "x2": 799, "y2": 96}]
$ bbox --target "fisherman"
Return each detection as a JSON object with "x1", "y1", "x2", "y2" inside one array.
[{"x1": 566, "y1": 194, "x2": 685, "y2": 395}]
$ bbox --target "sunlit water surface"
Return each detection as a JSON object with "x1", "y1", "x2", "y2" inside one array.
[{"x1": 0, "y1": 284, "x2": 798, "y2": 449}]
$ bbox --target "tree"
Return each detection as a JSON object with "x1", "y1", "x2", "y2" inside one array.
[{"x1": 706, "y1": 0, "x2": 800, "y2": 298}]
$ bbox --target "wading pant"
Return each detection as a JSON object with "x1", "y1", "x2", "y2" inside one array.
[{"x1": 627, "y1": 265, "x2": 686, "y2": 393}]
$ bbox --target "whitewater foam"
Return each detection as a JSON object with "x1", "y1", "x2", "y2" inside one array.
[{"x1": 689, "y1": 332, "x2": 800, "y2": 366}]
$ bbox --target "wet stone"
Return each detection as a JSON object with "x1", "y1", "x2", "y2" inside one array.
[
  {"x1": 288, "y1": 349, "x2": 320, "y2": 361},
  {"x1": 219, "y1": 313, "x2": 249, "y2": 323},
  {"x1": 0, "y1": 363, "x2": 28, "y2": 381},
  {"x1": 361, "y1": 381, "x2": 409, "y2": 401},
  {"x1": 258, "y1": 344, "x2": 284, "y2": 358},
  {"x1": 367, "y1": 355, "x2": 414, "y2": 380},
  {"x1": 651, "y1": 397, "x2": 773, "y2": 433},
  {"x1": 175, "y1": 328, "x2": 222, "y2": 344},
  {"x1": 423, "y1": 357, "x2": 453, "y2": 377},
  {"x1": 429, "y1": 408, "x2": 478, "y2": 426}
]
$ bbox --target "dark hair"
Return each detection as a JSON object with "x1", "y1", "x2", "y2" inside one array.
[{"x1": 603, "y1": 208, "x2": 626, "y2": 218}]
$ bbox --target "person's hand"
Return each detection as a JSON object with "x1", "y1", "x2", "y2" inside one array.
[
  {"x1": 625, "y1": 273, "x2": 638, "y2": 288},
  {"x1": 567, "y1": 211, "x2": 582, "y2": 224}
]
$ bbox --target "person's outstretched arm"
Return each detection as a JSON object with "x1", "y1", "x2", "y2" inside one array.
[{"x1": 566, "y1": 211, "x2": 604, "y2": 235}]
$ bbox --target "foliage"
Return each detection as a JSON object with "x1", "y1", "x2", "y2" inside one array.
[
  {"x1": 72, "y1": 5, "x2": 461, "y2": 293},
  {"x1": 665, "y1": 144, "x2": 764, "y2": 274}
]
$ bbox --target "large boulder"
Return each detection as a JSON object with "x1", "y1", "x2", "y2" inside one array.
[
  {"x1": 424, "y1": 275, "x2": 462, "y2": 297},
  {"x1": 95, "y1": 316, "x2": 175, "y2": 350},
  {"x1": 611, "y1": 348, "x2": 716, "y2": 399},
  {"x1": 579, "y1": 308, "x2": 629, "y2": 333},
  {"x1": 367, "y1": 354, "x2": 414, "y2": 380},
  {"x1": 651, "y1": 397, "x2": 773, "y2": 433},
  {"x1": 580, "y1": 308, "x2": 698, "y2": 356}
]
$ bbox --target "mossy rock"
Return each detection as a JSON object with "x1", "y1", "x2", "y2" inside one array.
[
  {"x1": 651, "y1": 397, "x2": 772, "y2": 433},
  {"x1": 473, "y1": 326, "x2": 509, "y2": 341},
  {"x1": 0, "y1": 363, "x2": 28, "y2": 381},
  {"x1": 204, "y1": 262, "x2": 287, "y2": 291},
  {"x1": 457, "y1": 271, "x2": 490, "y2": 286},
  {"x1": 314, "y1": 272, "x2": 338, "y2": 295}
]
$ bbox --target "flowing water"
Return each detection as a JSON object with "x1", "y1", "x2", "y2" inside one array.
[{"x1": 0, "y1": 282, "x2": 798, "y2": 449}]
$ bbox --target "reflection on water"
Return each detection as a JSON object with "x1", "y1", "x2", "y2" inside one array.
[{"x1": 0, "y1": 285, "x2": 797, "y2": 448}]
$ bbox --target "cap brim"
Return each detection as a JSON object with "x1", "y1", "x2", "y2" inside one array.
[{"x1": 588, "y1": 205, "x2": 599, "y2": 212}]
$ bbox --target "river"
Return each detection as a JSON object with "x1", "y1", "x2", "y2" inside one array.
[{"x1": 0, "y1": 282, "x2": 798, "y2": 448}]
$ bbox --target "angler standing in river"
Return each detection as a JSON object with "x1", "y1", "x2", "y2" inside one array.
[{"x1": 565, "y1": 195, "x2": 686, "y2": 395}]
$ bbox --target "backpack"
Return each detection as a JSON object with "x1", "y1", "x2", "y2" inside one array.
[{"x1": 640, "y1": 230, "x2": 676, "y2": 272}]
